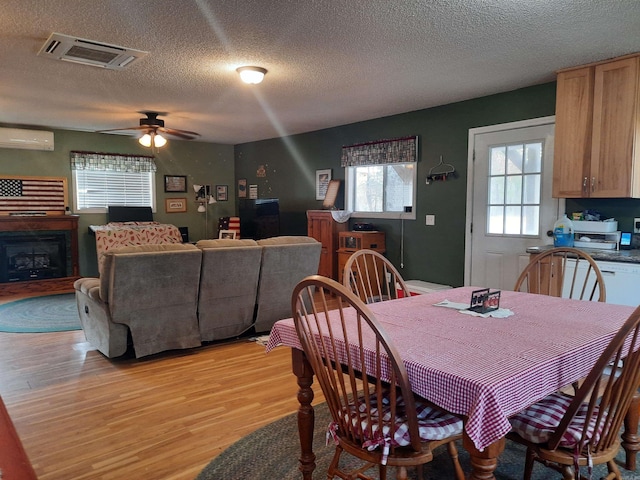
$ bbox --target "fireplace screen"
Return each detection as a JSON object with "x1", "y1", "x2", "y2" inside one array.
[{"x1": 0, "y1": 234, "x2": 66, "y2": 282}]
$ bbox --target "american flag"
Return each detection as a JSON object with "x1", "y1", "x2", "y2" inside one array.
[{"x1": 0, "y1": 178, "x2": 66, "y2": 213}]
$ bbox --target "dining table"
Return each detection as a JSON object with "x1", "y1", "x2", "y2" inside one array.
[{"x1": 266, "y1": 286, "x2": 640, "y2": 480}]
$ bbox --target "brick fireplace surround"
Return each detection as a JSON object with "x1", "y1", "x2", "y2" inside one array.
[{"x1": 0, "y1": 215, "x2": 79, "y2": 296}]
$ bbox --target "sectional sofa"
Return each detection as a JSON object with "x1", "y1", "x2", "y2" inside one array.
[{"x1": 74, "y1": 236, "x2": 321, "y2": 358}]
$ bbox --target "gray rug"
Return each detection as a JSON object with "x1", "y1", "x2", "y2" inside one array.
[
  {"x1": 0, "y1": 293, "x2": 81, "y2": 333},
  {"x1": 197, "y1": 402, "x2": 640, "y2": 479}
]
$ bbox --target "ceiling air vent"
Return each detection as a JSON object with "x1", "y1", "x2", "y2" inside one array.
[{"x1": 38, "y1": 33, "x2": 148, "y2": 70}]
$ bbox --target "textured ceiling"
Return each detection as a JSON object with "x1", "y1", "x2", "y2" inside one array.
[{"x1": 1, "y1": 0, "x2": 640, "y2": 145}]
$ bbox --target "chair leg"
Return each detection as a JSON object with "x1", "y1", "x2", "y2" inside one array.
[
  {"x1": 327, "y1": 446, "x2": 342, "y2": 479},
  {"x1": 447, "y1": 441, "x2": 465, "y2": 480},
  {"x1": 523, "y1": 448, "x2": 536, "y2": 480},
  {"x1": 378, "y1": 464, "x2": 387, "y2": 480}
]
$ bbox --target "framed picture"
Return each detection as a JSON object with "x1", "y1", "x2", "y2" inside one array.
[
  {"x1": 249, "y1": 184, "x2": 258, "y2": 199},
  {"x1": 316, "y1": 169, "x2": 331, "y2": 200},
  {"x1": 165, "y1": 197, "x2": 187, "y2": 213},
  {"x1": 164, "y1": 175, "x2": 187, "y2": 193},
  {"x1": 238, "y1": 178, "x2": 247, "y2": 198},
  {"x1": 219, "y1": 229, "x2": 236, "y2": 239},
  {"x1": 216, "y1": 185, "x2": 228, "y2": 201}
]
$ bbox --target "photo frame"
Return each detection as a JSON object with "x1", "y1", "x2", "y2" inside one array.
[
  {"x1": 164, "y1": 175, "x2": 187, "y2": 193},
  {"x1": 165, "y1": 197, "x2": 187, "y2": 213},
  {"x1": 238, "y1": 178, "x2": 247, "y2": 198},
  {"x1": 316, "y1": 169, "x2": 332, "y2": 200},
  {"x1": 216, "y1": 185, "x2": 228, "y2": 201},
  {"x1": 218, "y1": 229, "x2": 236, "y2": 239}
]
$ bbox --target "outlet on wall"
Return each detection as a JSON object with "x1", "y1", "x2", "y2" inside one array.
[
  {"x1": 634, "y1": 217, "x2": 640, "y2": 234},
  {"x1": 425, "y1": 214, "x2": 435, "y2": 226}
]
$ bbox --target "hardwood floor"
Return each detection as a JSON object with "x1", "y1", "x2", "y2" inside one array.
[{"x1": 0, "y1": 325, "x2": 324, "y2": 479}]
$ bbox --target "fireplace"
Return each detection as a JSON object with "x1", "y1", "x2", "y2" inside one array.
[{"x1": 0, "y1": 233, "x2": 68, "y2": 283}]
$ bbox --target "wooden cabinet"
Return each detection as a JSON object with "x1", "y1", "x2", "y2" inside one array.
[
  {"x1": 337, "y1": 231, "x2": 386, "y2": 284},
  {"x1": 306, "y1": 210, "x2": 348, "y2": 280},
  {"x1": 553, "y1": 54, "x2": 640, "y2": 198}
]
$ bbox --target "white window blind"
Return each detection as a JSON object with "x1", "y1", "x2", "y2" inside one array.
[{"x1": 74, "y1": 170, "x2": 154, "y2": 210}]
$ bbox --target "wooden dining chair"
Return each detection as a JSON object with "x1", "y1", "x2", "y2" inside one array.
[
  {"x1": 292, "y1": 275, "x2": 464, "y2": 480},
  {"x1": 342, "y1": 249, "x2": 411, "y2": 304},
  {"x1": 513, "y1": 247, "x2": 606, "y2": 302},
  {"x1": 507, "y1": 304, "x2": 640, "y2": 480}
]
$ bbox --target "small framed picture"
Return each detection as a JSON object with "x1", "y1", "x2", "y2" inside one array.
[
  {"x1": 216, "y1": 185, "x2": 228, "y2": 201},
  {"x1": 219, "y1": 229, "x2": 236, "y2": 239},
  {"x1": 164, "y1": 175, "x2": 187, "y2": 193},
  {"x1": 165, "y1": 198, "x2": 187, "y2": 213},
  {"x1": 238, "y1": 178, "x2": 247, "y2": 198},
  {"x1": 316, "y1": 169, "x2": 331, "y2": 200}
]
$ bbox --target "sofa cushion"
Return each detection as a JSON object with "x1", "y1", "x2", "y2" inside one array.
[
  {"x1": 100, "y1": 243, "x2": 199, "y2": 302},
  {"x1": 256, "y1": 236, "x2": 319, "y2": 246},
  {"x1": 196, "y1": 239, "x2": 258, "y2": 248}
]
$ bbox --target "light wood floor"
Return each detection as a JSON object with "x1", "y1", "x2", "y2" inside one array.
[{"x1": 0, "y1": 314, "x2": 324, "y2": 479}]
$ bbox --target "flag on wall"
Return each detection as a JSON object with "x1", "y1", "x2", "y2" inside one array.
[{"x1": 0, "y1": 177, "x2": 67, "y2": 214}]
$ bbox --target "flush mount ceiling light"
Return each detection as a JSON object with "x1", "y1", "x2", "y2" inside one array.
[{"x1": 236, "y1": 66, "x2": 267, "y2": 84}]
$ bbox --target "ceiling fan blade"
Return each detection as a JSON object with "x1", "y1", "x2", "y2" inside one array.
[
  {"x1": 158, "y1": 127, "x2": 200, "y2": 139},
  {"x1": 96, "y1": 126, "x2": 146, "y2": 133}
]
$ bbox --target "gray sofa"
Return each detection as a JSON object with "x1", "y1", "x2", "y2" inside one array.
[{"x1": 74, "y1": 236, "x2": 321, "y2": 358}]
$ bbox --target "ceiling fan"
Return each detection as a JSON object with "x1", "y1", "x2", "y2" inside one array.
[{"x1": 97, "y1": 111, "x2": 200, "y2": 148}]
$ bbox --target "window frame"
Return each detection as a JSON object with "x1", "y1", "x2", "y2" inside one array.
[
  {"x1": 344, "y1": 162, "x2": 417, "y2": 220},
  {"x1": 72, "y1": 169, "x2": 157, "y2": 214}
]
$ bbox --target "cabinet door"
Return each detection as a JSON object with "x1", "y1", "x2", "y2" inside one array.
[
  {"x1": 591, "y1": 57, "x2": 640, "y2": 197},
  {"x1": 552, "y1": 66, "x2": 594, "y2": 198},
  {"x1": 307, "y1": 214, "x2": 332, "y2": 278}
]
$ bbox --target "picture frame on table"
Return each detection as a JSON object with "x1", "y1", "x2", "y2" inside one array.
[
  {"x1": 316, "y1": 169, "x2": 331, "y2": 200},
  {"x1": 165, "y1": 198, "x2": 187, "y2": 213},
  {"x1": 219, "y1": 229, "x2": 236, "y2": 239},
  {"x1": 216, "y1": 185, "x2": 228, "y2": 201},
  {"x1": 164, "y1": 175, "x2": 187, "y2": 193}
]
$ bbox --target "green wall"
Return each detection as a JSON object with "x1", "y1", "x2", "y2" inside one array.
[
  {"x1": 235, "y1": 82, "x2": 557, "y2": 286},
  {"x1": 0, "y1": 128, "x2": 234, "y2": 277}
]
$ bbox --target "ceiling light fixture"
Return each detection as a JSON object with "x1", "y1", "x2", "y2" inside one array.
[
  {"x1": 236, "y1": 66, "x2": 267, "y2": 84},
  {"x1": 139, "y1": 132, "x2": 167, "y2": 148}
]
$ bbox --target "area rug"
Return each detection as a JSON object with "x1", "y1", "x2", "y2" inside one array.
[
  {"x1": 196, "y1": 402, "x2": 640, "y2": 480},
  {"x1": 0, "y1": 293, "x2": 81, "y2": 333}
]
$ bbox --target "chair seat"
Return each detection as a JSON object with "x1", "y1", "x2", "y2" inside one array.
[
  {"x1": 510, "y1": 392, "x2": 601, "y2": 448},
  {"x1": 333, "y1": 393, "x2": 463, "y2": 450}
]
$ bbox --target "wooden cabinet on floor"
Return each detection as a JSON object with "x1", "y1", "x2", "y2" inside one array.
[
  {"x1": 553, "y1": 53, "x2": 640, "y2": 198},
  {"x1": 337, "y1": 231, "x2": 386, "y2": 284},
  {"x1": 307, "y1": 210, "x2": 348, "y2": 280}
]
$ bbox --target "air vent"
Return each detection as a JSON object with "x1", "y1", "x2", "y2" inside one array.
[{"x1": 38, "y1": 33, "x2": 148, "y2": 70}]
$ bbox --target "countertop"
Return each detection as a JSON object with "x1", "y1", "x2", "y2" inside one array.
[{"x1": 526, "y1": 245, "x2": 640, "y2": 264}]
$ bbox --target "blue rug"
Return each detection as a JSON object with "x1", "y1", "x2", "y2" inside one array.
[{"x1": 0, "y1": 294, "x2": 81, "y2": 333}]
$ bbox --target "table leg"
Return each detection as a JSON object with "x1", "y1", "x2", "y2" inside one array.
[
  {"x1": 462, "y1": 432, "x2": 505, "y2": 480},
  {"x1": 292, "y1": 348, "x2": 316, "y2": 480},
  {"x1": 622, "y1": 390, "x2": 640, "y2": 470}
]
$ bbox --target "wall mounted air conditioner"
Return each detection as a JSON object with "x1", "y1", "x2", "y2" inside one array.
[{"x1": 0, "y1": 128, "x2": 54, "y2": 151}]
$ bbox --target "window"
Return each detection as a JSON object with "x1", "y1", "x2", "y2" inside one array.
[
  {"x1": 73, "y1": 170, "x2": 155, "y2": 212},
  {"x1": 342, "y1": 136, "x2": 417, "y2": 219},
  {"x1": 487, "y1": 141, "x2": 543, "y2": 235},
  {"x1": 346, "y1": 163, "x2": 416, "y2": 218},
  {"x1": 70, "y1": 151, "x2": 156, "y2": 213}
]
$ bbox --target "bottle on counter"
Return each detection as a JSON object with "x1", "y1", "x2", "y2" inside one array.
[{"x1": 553, "y1": 214, "x2": 574, "y2": 247}]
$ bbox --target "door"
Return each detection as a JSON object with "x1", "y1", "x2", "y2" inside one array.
[{"x1": 464, "y1": 117, "x2": 560, "y2": 291}]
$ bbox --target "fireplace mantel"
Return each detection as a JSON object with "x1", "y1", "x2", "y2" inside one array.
[{"x1": 0, "y1": 215, "x2": 79, "y2": 296}]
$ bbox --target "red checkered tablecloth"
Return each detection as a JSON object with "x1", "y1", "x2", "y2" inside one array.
[{"x1": 266, "y1": 286, "x2": 635, "y2": 451}]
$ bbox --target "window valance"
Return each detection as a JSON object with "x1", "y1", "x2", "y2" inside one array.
[
  {"x1": 341, "y1": 136, "x2": 418, "y2": 167},
  {"x1": 70, "y1": 151, "x2": 157, "y2": 173}
]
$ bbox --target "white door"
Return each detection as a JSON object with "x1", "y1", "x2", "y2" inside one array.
[{"x1": 464, "y1": 117, "x2": 561, "y2": 291}]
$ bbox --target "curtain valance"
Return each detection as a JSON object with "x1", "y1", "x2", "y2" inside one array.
[
  {"x1": 70, "y1": 151, "x2": 157, "y2": 173},
  {"x1": 340, "y1": 136, "x2": 418, "y2": 167}
]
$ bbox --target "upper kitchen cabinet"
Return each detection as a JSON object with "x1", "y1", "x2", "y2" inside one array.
[{"x1": 553, "y1": 54, "x2": 640, "y2": 198}]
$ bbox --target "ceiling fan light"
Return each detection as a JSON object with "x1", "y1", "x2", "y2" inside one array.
[
  {"x1": 153, "y1": 134, "x2": 167, "y2": 147},
  {"x1": 139, "y1": 133, "x2": 152, "y2": 147},
  {"x1": 237, "y1": 66, "x2": 267, "y2": 84}
]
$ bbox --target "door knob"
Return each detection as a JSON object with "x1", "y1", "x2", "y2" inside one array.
[{"x1": 546, "y1": 230, "x2": 553, "y2": 237}]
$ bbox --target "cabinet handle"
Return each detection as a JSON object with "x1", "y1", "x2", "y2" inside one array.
[
  {"x1": 583, "y1": 176, "x2": 588, "y2": 193},
  {"x1": 591, "y1": 177, "x2": 596, "y2": 193}
]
